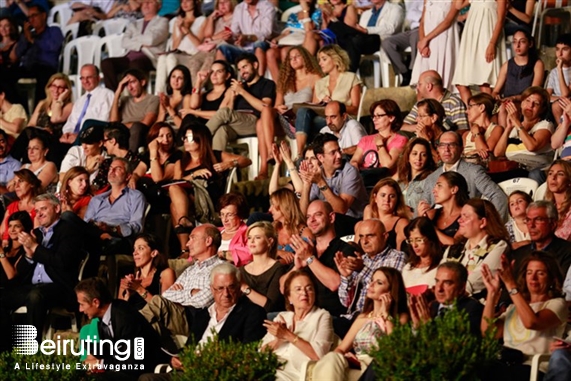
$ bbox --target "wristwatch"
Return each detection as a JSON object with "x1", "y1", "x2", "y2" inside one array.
[
  {"x1": 306, "y1": 256, "x2": 316, "y2": 266},
  {"x1": 508, "y1": 288, "x2": 518, "y2": 296},
  {"x1": 0, "y1": 252, "x2": 5, "y2": 259},
  {"x1": 243, "y1": 287, "x2": 251, "y2": 295},
  {"x1": 318, "y1": 184, "x2": 328, "y2": 192}
]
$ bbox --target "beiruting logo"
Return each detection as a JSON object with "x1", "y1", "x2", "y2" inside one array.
[{"x1": 12, "y1": 325, "x2": 145, "y2": 372}]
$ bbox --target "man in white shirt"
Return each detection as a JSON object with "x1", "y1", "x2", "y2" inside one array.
[
  {"x1": 60, "y1": 64, "x2": 114, "y2": 144},
  {"x1": 319, "y1": 101, "x2": 367, "y2": 156},
  {"x1": 381, "y1": 0, "x2": 424, "y2": 86},
  {"x1": 338, "y1": 0, "x2": 404, "y2": 72}
]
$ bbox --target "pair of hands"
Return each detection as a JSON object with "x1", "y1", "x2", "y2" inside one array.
[
  {"x1": 333, "y1": 250, "x2": 364, "y2": 277},
  {"x1": 504, "y1": 100, "x2": 522, "y2": 130},
  {"x1": 263, "y1": 315, "x2": 294, "y2": 350},
  {"x1": 18, "y1": 231, "x2": 38, "y2": 257},
  {"x1": 120, "y1": 274, "x2": 143, "y2": 296},
  {"x1": 557, "y1": 97, "x2": 571, "y2": 125},
  {"x1": 417, "y1": 37, "x2": 431, "y2": 58},
  {"x1": 271, "y1": 141, "x2": 294, "y2": 166},
  {"x1": 299, "y1": 159, "x2": 323, "y2": 185},
  {"x1": 481, "y1": 254, "x2": 517, "y2": 296}
]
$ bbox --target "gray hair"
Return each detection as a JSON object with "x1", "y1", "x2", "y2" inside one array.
[
  {"x1": 210, "y1": 262, "x2": 241, "y2": 284},
  {"x1": 33, "y1": 193, "x2": 61, "y2": 207},
  {"x1": 438, "y1": 261, "x2": 468, "y2": 285},
  {"x1": 111, "y1": 156, "x2": 133, "y2": 175},
  {"x1": 527, "y1": 201, "x2": 558, "y2": 221}
]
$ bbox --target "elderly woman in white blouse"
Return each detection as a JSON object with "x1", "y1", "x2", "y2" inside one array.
[{"x1": 261, "y1": 270, "x2": 333, "y2": 381}]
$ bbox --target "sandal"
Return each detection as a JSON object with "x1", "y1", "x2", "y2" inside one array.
[{"x1": 174, "y1": 216, "x2": 194, "y2": 235}]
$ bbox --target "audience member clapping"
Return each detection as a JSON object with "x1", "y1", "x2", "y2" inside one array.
[
  {"x1": 312, "y1": 267, "x2": 408, "y2": 381},
  {"x1": 157, "y1": 65, "x2": 193, "y2": 129},
  {"x1": 261, "y1": 270, "x2": 334, "y2": 381},
  {"x1": 394, "y1": 137, "x2": 437, "y2": 216},
  {"x1": 0, "y1": 211, "x2": 33, "y2": 286},
  {"x1": 239, "y1": 221, "x2": 286, "y2": 312},
  {"x1": 401, "y1": 217, "x2": 442, "y2": 289},
  {"x1": 494, "y1": 86, "x2": 554, "y2": 173},
  {"x1": 481, "y1": 252, "x2": 568, "y2": 380},
  {"x1": 443, "y1": 199, "x2": 510, "y2": 297},
  {"x1": 545, "y1": 160, "x2": 571, "y2": 241},
  {"x1": 463, "y1": 93, "x2": 504, "y2": 165},
  {"x1": 269, "y1": 140, "x2": 304, "y2": 196},
  {"x1": 418, "y1": 171, "x2": 469, "y2": 245},
  {"x1": 492, "y1": 28, "x2": 544, "y2": 128},
  {"x1": 505, "y1": 190, "x2": 532, "y2": 249},
  {"x1": 363, "y1": 178, "x2": 409, "y2": 250},
  {"x1": 59, "y1": 166, "x2": 92, "y2": 219},
  {"x1": 118, "y1": 233, "x2": 176, "y2": 310},
  {"x1": 269, "y1": 188, "x2": 314, "y2": 264},
  {"x1": 350, "y1": 100, "x2": 407, "y2": 183},
  {"x1": 217, "y1": 192, "x2": 251, "y2": 266}
]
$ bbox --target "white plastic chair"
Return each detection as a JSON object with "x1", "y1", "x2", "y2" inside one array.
[
  {"x1": 48, "y1": 3, "x2": 73, "y2": 27},
  {"x1": 498, "y1": 177, "x2": 539, "y2": 198},
  {"x1": 234, "y1": 137, "x2": 259, "y2": 180},
  {"x1": 529, "y1": 353, "x2": 551, "y2": 381},
  {"x1": 93, "y1": 33, "x2": 126, "y2": 69},
  {"x1": 371, "y1": 47, "x2": 408, "y2": 88},
  {"x1": 534, "y1": 182, "x2": 548, "y2": 201},
  {"x1": 92, "y1": 18, "x2": 130, "y2": 36},
  {"x1": 63, "y1": 35, "x2": 101, "y2": 76},
  {"x1": 61, "y1": 22, "x2": 79, "y2": 41}
]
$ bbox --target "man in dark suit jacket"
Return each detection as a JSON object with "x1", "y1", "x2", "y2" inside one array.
[
  {"x1": 138, "y1": 262, "x2": 267, "y2": 381},
  {"x1": 75, "y1": 277, "x2": 166, "y2": 380},
  {"x1": 0, "y1": 193, "x2": 84, "y2": 345}
]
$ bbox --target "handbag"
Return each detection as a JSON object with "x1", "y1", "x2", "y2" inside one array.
[
  {"x1": 498, "y1": 346, "x2": 524, "y2": 366},
  {"x1": 487, "y1": 158, "x2": 520, "y2": 173},
  {"x1": 292, "y1": 102, "x2": 327, "y2": 117}
]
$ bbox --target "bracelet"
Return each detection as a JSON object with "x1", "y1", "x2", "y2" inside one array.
[
  {"x1": 300, "y1": 18, "x2": 311, "y2": 24},
  {"x1": 288, "y1": 167, "x2": 297, "y2": 172},
  {"x1": 232, "y1": 158, "x2": 239, "y2": 168},
  {"x1": 140, "y1": 290, "x2": 148, "y2": 299},
  {"x1": 292, "y1": 335, "x2": 299, "y2": 344}
]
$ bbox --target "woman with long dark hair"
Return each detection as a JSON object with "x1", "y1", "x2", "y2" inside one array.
[
  {"x1": 59, "y1": 166, "x2": 92, "y2": 219},
  {"x1": 545, "y1": 160, "x2": 571, "y2": 241},
  {"x1": 157, "y1": 65, "x2": 193, "y2": 129},
  {"x1": 401, "y1": 217, "x2": 442, "y2": 288}
]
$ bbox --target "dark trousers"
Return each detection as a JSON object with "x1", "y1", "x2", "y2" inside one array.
[
  {"x1": 101, "y1": 55, "x2": 154, "y2": 91},
  {"x1": 339, "y1": 34, "x2": 381, "y2": 73},
  {"x1": 129, "y1": 121, "x2": 149, "y2": 153}
]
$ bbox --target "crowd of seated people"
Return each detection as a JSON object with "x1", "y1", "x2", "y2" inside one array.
[{"x1": 3, "y1": 1, "x2": 571, "y2": 380}]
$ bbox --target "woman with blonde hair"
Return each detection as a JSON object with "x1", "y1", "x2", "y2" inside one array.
[
  {"x1": 59, "y1": 166, "x2": 92, "y2": 219},
  {"x1": 28, "y1": 73, "x2": 73, "y2": 136},
  {"x1": 545, "y1": 159, "x2": 571, "y2": 241},
  {"x1": 294, "y1": 44, "x2": 361, "y2": 155},
  {"x1": 364, "y1": 178, "x2": 409, "y2": 250},
  {"x1": 239, "y1": 221, "x2": 286, "y2": 312},
  {"x1": 269, "y1": 188, "x2": 314, "y2": 264}
]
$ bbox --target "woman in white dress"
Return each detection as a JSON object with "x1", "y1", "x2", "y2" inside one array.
[
  {"x1": 410, "y1": 0, "x2": 461, "y2": 91},
  {"x1": 453, "y1": 0, "x2": 507, "y2": 105}
]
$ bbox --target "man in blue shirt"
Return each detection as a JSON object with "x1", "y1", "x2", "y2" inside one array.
[
  {"x1": 0, "y1": 128, "x2": 21, "y2": 194},
  {"x1": 15, "y1": 4, "x2": 64, "y2": 107}
]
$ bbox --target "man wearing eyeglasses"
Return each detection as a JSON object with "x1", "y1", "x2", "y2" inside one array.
[
  {"x1": 15, "y1": 4, "x2": 64, "y2": 107},
  {"x1": 418, "y1": 131, "x2": 508, "y2": 219},
  {"x1": 60, "y1": 64, "x2": 115, "y2": 144},
  {"x1": 511, "y1": 201, "x2": 571, "y2": 278}
]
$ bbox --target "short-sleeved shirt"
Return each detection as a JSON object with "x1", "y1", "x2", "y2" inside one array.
[
  {"x1": 314, "y1": 72, "x2": 362, "y2": 107},
  {"x1": 2, "y1": 104, "x2": 28, "y2": 137},
  {"x1": 319, "y1": 118, "x2": 367, "y2": 150},
  {"x1": 0, "y1": 155, "x2": 21, "y2": 186},
  {"x1": 405, "y1": 90, "x2": 468, "y2": 130},
  {"x1": 505, "y1": 119, "x2": 554, "y2": 170},
  {"x1": 356, "y1": 133, "x2": 408, "y2": 169},
  {"x1": 309, "y1": 161, "x2": 368, "y2": 219},
  {"x1": 234, "y1": 77, "x2": 276, "y2": 118},
  {"x1": 546, "y1": 67, "x2": 571, "y2": 96},
  {"x1": 119, "y1": 94, "x2": 160, "y2": 125}
]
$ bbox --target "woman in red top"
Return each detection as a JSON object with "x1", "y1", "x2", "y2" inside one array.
[
  {"x1": 1, "y1": 169, "x2": 41, "y2": 245},
  {"x1": 59, "y1": 166, "x2": 92, "y2": 219}
]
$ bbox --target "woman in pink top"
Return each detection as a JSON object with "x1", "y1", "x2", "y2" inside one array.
[
  {"x1": 217, "y1": 192, "x2": 252, "y2": 267},
  {"x1": 350, "y1": 99, "x2": 408, "y2": 186}
]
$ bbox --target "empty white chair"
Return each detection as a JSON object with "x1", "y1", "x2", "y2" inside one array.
[
  {"x1": 234, "y1": 137, "x2": 259, "y2": 180},
  {"x1": 48, "y1": 3, "x2": 73, "y2": 27},
  {"x1": 499, "y1": 177, "x2": 539, "y2": 198},
  {"x1": 92, "y1": 18, "x2": 130, "y2": 36},
  {"x1": 534, "y1": 182, "x2": 548, "y2": 201},
  {"x1": 93, "y1": 33, "x2": 126, "y2": 69},
  {"x1": 63, "y1": 35, "x2": 101, "y2": 75},
  {"x1": 61, "y1": 22, "x2": 79, "y2": 41}
]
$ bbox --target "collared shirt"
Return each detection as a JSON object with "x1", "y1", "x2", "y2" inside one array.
[
  {"x1": 404, "y1": 0, "x2": 424, "y2": 30},
  {"x1": 198, "y1": 302, "x2": 236, "y2": 346},
  {"x1": 16, "y1": 25, "x2": 63, "y2": 70},
  {"x1": 62, "y1": 86, "x2": 115, "y2": 134},
  {"x1": 101, "y1": 303, "x2": 114, "y2": 338},
  {"x1": 162, "y1": 255, "x2": 225, "y2": 307},
  {"x1": 29, "y1": 220, "x2": 60, "y2": 285},
  {"x1": 443, "y1": 159, "x2": 461, "y2": 173},
  {"x1": 367, "y1": 4, "x2": 384, "y2": 27},
  {"x1": 231, "y1": 0, "x2": 278, "y2": 50},
  {"x1": 359, "y1": 1, "x2": 404, "y2": 39},
  {"x1": 59, "y1": 146, "x2": 109, "y2": 184},
  {"x1": 309, "y1": 161, "x2": 368, "y2": 218},
  {"x1": 319, "y1": 118, "x2": 367, "y2": 151},
  {"x1": 405, "y1": 90, "x2": 468, "y2": 130},
  {"x1": 83, "y1": 186, "x2": 146, "y2": 237},
  {"x1": 0, "y1": 155, "x2": 21, "y2": 186},
  {"x1": 339, "y1": 246, "x2": 407, "y2": 318}
]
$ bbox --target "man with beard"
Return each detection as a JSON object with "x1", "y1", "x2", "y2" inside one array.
[
  {"x1": 206, "y1": 52, "x2": 276, "y2": 178},
  {"x1": 109, "y1": 69, "x2": 159, "y2": 152},
  {"x1": 300, "y1": 133, "x2": 368, "y2": 235},
  {"x1": 319, "y1": 101, "x2": 366, "y2": 156}
]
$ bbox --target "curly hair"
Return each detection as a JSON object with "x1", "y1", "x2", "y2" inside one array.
[{"x1": 277, "y1": 46, "x2": 323, "y2": 95}]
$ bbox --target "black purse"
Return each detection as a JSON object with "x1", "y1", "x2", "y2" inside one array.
[{"x1": 498, "y1": 346, "x2": 524, "y2": 366}]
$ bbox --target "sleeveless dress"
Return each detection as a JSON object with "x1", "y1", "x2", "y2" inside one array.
[
  {"x1": 452, "y1": 0, "x2": 506, "y2": 87},
  {"x1": 35, "y1": 108, "x2": 66, "y2": 139},
  {"x1": 433, "y1": 208, "x2": 460, "y2": 238},
  {"x1": 353, "y1": 319, "x2": 387, "y2": 355},
  {"x1": 128, "y1": 266, "x2": 166, "y2": 310},
  {"x1": 502, "y1": 58, "x2": 536, "y2": 97},
  {"x1": 386, "y1": 217, "x2": 403, "y2": 249},
  {"x1": 410, "y1": 0, "x2": 460, "y2": 91}
]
